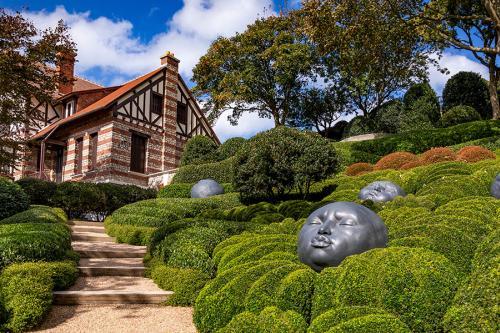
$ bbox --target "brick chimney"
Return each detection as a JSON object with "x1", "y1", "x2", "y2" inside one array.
[
  {"x1": 160, "y1": 51, "x2": 180, "y2": 66},
  {"x1": 56, "y1": 51, "x2": 76, "y2": 95}
]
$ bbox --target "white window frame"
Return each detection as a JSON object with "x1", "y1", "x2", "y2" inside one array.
[{"x1": 64, "y1": 100, "x2": 75, "y2": 118}]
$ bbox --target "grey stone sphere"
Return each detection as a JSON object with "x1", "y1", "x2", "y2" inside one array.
[
  {"x1": 297, "y1": 202, "x2": 388, "y2": 272},
  {"x1": 491, "y1": 174, "x2": 500, "y2": 199},
  {"x1": 358, "y1": 180, "x2": 406, "y2": 203},
  {"x1": 190, "y1": 179, "x2": 224, "y2": 198}
]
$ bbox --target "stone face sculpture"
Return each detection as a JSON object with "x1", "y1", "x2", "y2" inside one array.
[
  {"x1": 491, "y1": 174, "x2": 500, "y2": 199},
  {"x1": 190, "y1": 179, "x2": 224, "y2": 198},
  {"x1": 297, "y1": 202, "x2": 388, "y2": 272},
  {"x1": 358, "y1": 181, "x2": 406, "y2": 203}
]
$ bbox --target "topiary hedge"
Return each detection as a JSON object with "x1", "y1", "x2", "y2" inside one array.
[
  {"x1": 217, "y1": 137, "x2": 246, "y2": 161},
  {"x1": 15, "y1": 178, "x2": 57, "y2": 206},
  {"x1": 0, "y1": 260, "x2": 78, "y2": 332},
  {"x1": 374, "y1": 152, "x2": 419, "y2": 170},
  {"x1": 0, "y1": 205, "x2": 66, "y2": 225},
  {"x1": 180, "y1": 135, "x2": 218, "y2": 166},
  {"x1": 172, "y1": 157, "x2": 236, "y2": 184},
  {"x1": 345, "y1": 163, "x2": 374, "y2": 176},
  {"x1": 0, "y1": 177, "x2": 29, "y2": 220},
  {"x1": 456, "y1": 145, "x2": 496, "y2": 163},
  {"x1": 158, "y1": 182, "x2": 234, "y2": 199},
  {"x1": 440, "y1": 105, "x2": 482, "y2": 128},
  {"x1": 312, "y1": 247, "x2": 460, "y2": 333}
]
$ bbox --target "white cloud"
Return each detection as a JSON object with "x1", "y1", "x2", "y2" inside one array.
[
  {"x1": 428, "y1": 52, "x2": 488, "y2": 95},
  {"x1": 21, "y1": 0, "x2": 275, "y2": 140},
  {"x1": 214, "y1": 111, "x2": 274, "y2": 142}
]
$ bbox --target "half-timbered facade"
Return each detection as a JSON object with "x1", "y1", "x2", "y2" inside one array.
[{"x1": 11, "y1": 52, "x2": 219, "y2": 187}]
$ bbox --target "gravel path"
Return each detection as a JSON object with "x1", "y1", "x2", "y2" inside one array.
[{"x1": 31, "y1": 305, "x2": 197, "y2": 333}]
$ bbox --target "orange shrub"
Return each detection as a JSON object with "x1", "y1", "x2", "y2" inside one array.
[
  {"x1": 456, "y1": 146, "x2": 496, "y2": 163},
  {"x1": 374, "y1": 152, "x2": 419, "y2": 170},
  {"x1": 420, "y1": 147, "x2": 457, "y2": 164},
  {"x1": 400, "y1": 159, "x2": 425, "y2": 170},
  {"x1": 345, "y1": 162, "x2": 374, "y2": 176}
]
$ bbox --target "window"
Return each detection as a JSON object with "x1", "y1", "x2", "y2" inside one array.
[
  {"x1": 64, "y1": 100, "x2": 75, "y2": 118},
  {"x1": 151, "y1": 92, "x2": 163, "y2": 115},
  {"x1": 177, "y1": 102, "x2": 188, "y2": 125},
  {"x1": 75, "y1": 137, "x2": 83, "y2": 174},
  {"x1": 89, "y1": 133, "x2": 98, "y2": 170},
  {"x1": 130, "y1": 133, "x2": 147, "y2": 173}
]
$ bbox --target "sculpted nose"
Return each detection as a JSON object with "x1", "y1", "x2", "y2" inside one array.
[{"x1": 318, "y1": 221, "x2": 332, "y2": 235}]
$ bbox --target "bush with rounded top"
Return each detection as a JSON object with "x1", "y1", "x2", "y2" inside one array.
[
  {"x1": 173, "y1": 157, "x2": 235, "y2": 184},
  {"x1": 218, "y1": 306, "x2": 307, "y2": 333},
  {"x1": 374, "y1": 152, "x2": 419, "y2": 170},
  {"x1": 400, "y1": 159, "x2": 424, "y2": 170},
  {"x1": 403, "y1": 82, "x2": 440, "y2": 122},
  {"x1": 416, "y1": 175, "x2": 489, "y2": 205},
  {"x1": 0, "y1": 177, "x2": 29, "y2": 220},
  {"x1": 312, "y1": 247, "x2": 460, "y2": 332},
  {"x1": 440, "y1": 105, "x2": 482, "y2": 127},
  {"x1": 217, "y1": 137, "x2": 246, "y2": 160},
  {"x1": 420, "y1": 147, "x2": 456, "y2": 164},
  {"x1": 0, "y1": 205, "x2": 66, "y2": 225},
  {"x1": 345, "y1": 163, "x2": 374, "y2": 176},
  {"x1": 308, "y1": 306, "x2": 388, "y2": 333},
  {"x1": 408, "y1": 161, "x2": 472, "y2": 190},
  {"x1": 442, "y1": 71, "x2": 492, "y2": 119},
  {"x1": 150, "y1": 263, "x2": 210, "y2": 305},
  {"x1": 167, "y1": 245, "x2": 214, "y2": 274},
  {"x1": 324, "y1": 314, "x2": 412, "y2": 333},
  {"x1": 15, "y1": 178, "x2": 56, "y2": 206},
  {"x1": 234, "y1": 127, "x2": 338, "y2": 201},
  {"x1": 180, "y1": 135, "x2": 218, "y2": 166},
  {"x1": 277, "y1": 200, "x2": 312, "y2": 219},
  {"x1": 50, "y1": 181, "x2": 106, "y2": 218},
  {"x1": 456, "y1": 145, "x2": 496, "y2": 163}
]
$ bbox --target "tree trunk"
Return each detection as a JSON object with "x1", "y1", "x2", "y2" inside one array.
[{"x1": 488, "y1": 59, "x2": 500, "y2": 120}]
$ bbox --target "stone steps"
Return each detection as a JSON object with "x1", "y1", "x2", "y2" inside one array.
[{"x1": 61, "y1": 220, "x2": 171, "y2": 305}]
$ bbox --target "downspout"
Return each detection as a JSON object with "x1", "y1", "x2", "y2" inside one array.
[{"x1": 38, "y1": 125, "x2": 59, "y2": 179}]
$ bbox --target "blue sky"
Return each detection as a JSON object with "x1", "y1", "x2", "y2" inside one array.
[{"x1": 1, "y1": 0, "x2": 488, "y2": 141}]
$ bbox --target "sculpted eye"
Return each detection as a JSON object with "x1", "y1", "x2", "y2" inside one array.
[
  {"x1": 309, "y1": 217, "x2": 322, "y2": 225},
  {"x1": 339, "y1": 219, "x2": 356, "y2": 226}
]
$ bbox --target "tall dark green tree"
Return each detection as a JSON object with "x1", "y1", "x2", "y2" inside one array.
[
  {"x1": 193, "y1": 15, "x2": 317, "y2": 127},
  {"x1": 0, "y1": 10, "x2": 75, "y2": 169}
]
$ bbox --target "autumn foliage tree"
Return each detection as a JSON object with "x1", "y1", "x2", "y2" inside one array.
[
  {"x1": 192, "y1": 15, "x2": 317, "y2": 127},
  {"x1": 0, "y1": 10, "x2": 75, "y2": 170}
]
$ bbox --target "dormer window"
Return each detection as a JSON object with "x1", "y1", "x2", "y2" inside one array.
[{"x1": 64, "y1": 100, "x2": 75, "y2": 118}]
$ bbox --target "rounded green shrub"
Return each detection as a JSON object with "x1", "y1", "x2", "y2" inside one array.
[
  {"x1": 166, "y1": 245, "x2": 214, "y2": 274},
  {"x1": 440, "y1": 105, "x2": 481, "y2": 128},
  {"x1": 278, "y1": 200, "x2": 312, "y2": 219},
  {"x1": 50, "y1": 181, "x2": 106, "y2": 218},
  {"x1": 403, "y1": 82, "x2": 440, "y2": 123},
  {"x1": 218, "y1": 306, "x2": 307, "y2": 333},
  {"x1": 312, "y1": 247, "x2": 460, "y2": 333},
  {"x1": 0, "y1": 206, "x2": 66, "y2": 225},
  {"x1": 325, "y1": 314, "x2": 412, "y2": 333},
  {"x1": 217, "y1": 137, "x2": 246, "y2": 160},
  {"x1": 172, "y1": 157, "x2": 236, "y2": 184},
  {"x1": 180, "y1": 135, "x2": 218, "y2": 166},
  {"x1": 0, "y1": 177, "x2": 29, "y2": 220},
  {"x1": 309, "y1": 306, "x2": 388, "y2": 333},
  {"x1": 15, "y1": 178, "x2": 56, "y2": 206}
]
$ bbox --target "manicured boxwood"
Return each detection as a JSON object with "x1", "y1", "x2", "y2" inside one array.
[
  {"x1": 440, "y1": 105, "x2": 482, "y2": 127},
  {"x1": 324, "y1": 314, "x2": 412, "y2": 333},
  {"x1": 150, "y1": 263, "x2": 210, "y2": 305},
  {"x1": 172, "y1": 157, "x2": 236, "y2": 184},
  {"x1": 0, "y1": 261, "x2": 78, "y2": 332},
  {"x1": 50, "y1": 181, "x2": 106, "y2": 218},
  {"x1": 217, "y1": 137, "x2": 246, "y2": 161},
  {"x1": 0, "y1": 177, "x2": 30, "y2": 220},
  {"x1": 420, "y1": 147, "x2": 456, "y2": 164},
  {"x1": 104, "y1": 216, "x2": 156, "y2": 246},
  {"x1": 0, "y1": 205, "x2": 66, "y2": 225},
  {"x1": 312, "y1": 247, "x2": 460, "y2": 333},
  {"x1": 374, "y1": 152, "x2": 419, "y2": 170},
  {"x1": 349, "y1": 120, "x2": 499, "y2": 159},
  {"x1": 15, "y1": 178, "x2": 57, "y2": 206},
  {"x1": 180, "y1": 135, "x2": 218, "y2": 166},
  {"x1": 218, "y1": 306, "x2": 307, "y2": 333},
  {"x1": 308, "y1": 306, "x2": 388, "y2": 333},
  {"x1": 345, "y1": 162, "x2": 374, "y2": 176},
  {"x1": 456, "y1": 145, "x2": 496, "y2": 163}
]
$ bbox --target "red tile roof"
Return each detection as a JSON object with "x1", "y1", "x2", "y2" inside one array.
[
  {"x1": 32, "y1": 67, "x2": 164, "y2": 140},
  {"x1": 73, "y1": 76, "x2": 103, "y2": 92}
]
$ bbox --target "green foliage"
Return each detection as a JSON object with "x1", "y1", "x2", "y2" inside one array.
[
  {"x1": 217, "y1": 137, "x2": 246, "y2": 160},
  {"x1": 173, "y1": 157, "x2": 235, "y2": 184},
  {"x1": 440, "y1": 105, "x2": 481, "y2": 128},
  {"x1": 343, "y1": 116, "x2": 375, "y2": 138},
  {"x1": 443, "y1": 229, "x2": 500, "y2": 333},
  {"x1": 15, "y1": 178, "x2": 56, "y2": 205},
  {"x1": 0, "y1": 261, "x2": 77, "y2": 332},
  {"x1": 218, "y1": 307, "x2": 307, "y2": 333},
  {"x1": 0, "y1": 205, "x2": 66, "y2": 225},
  {"x1": 0, "y1": 177, "x2": 29, "y2": 220},
  {"x1": 180, "y1": 135, "x2": 218, "y2": 166},
  {"x1": 398, "y1": 98, "x2": 435, "y2": 133},
  {"x1": 104, "y1": 216, "x2": 156, "y2": 246},
  {"x1": 158, "y1": 183, "x2": 233, "y2": 199},
  {"x1": 95, "y1": 183, "x2": 156, "y2": 215},
  {"x1": 309, "y1": 306, "x2": 388, "y2": 333},
  {"x1": 50, "y1": 181, "x2": 106, "y2": 218},
  {"x1": 403, "y1": 82, "x2": 440, "y2": 123},
  {"x1": 192, "y1": 15, "x2": 316, "y2": 126},
  {"x1": 442, "y1": 71, "x2": 492, "y2": 119},
  {"x1": 312, "y1": 247, "x2": 460, "y2": 333},
  {"x1": 150, "y1": 263, "x2": 210, "y2": 305},
  {"x1": 234, "y1": 127, "x2": 338, "y2": 201},
  {"x1": 350, "y1": 120, "x2": 499, "y2": 159},
  {"x1": 0, "y1": 206, "x2": 71, "y2": 269},
  {"x1": 371, "y1": 100, "x2": 404, "y2": 134}
]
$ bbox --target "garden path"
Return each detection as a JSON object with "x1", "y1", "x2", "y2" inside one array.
[{"x1": 32, "y1": 220, "x2": 196, "y2": 333}]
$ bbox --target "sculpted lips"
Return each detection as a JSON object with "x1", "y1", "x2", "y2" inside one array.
[{"x1": 311, "y1": 235, "x2": 332, "y2": 248}]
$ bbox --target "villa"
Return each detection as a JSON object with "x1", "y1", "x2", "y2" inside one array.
[{"x1": 11, "y1": 51, "x2": 218, "y2": 187}]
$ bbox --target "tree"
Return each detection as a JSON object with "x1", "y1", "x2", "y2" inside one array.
[
  {"x1": 192, "y1": 15, "x2": 316, "y2": 127},
  {"x1": 0, "y1": 10, "x2": 75, "y2": 170},
  {"x1": 287, "y1": 85, "x2": 352, "y2": 135},
  {"x1": 442, "y1": 71, "x2": 492, "y2": 118},
  {"x1": 414, "y1": 0, "x2": 500, "y2": 119},
  {"x1": 403, "y1": 81, "x2": 441, "y2": 122},
  {"x1": 300, "y1": 0, "x2": 437, "y2": 118}
]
